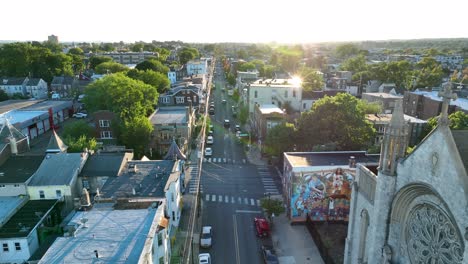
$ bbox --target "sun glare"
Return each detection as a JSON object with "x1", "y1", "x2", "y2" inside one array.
[{"x1": 291, "y1": 76, "x2": 302, "y2": 86}]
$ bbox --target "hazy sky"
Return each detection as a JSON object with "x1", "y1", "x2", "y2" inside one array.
[{"x1": 3, "y1": 0, "x2": 467, "y2": 43}]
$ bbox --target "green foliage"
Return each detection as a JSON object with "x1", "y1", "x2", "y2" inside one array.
[
  {"x1": 68, "y1": 47, "x2": 84, "y2": 56},
  {"x1": 448, "y1": 111, "x2": 468, "y2": 130},
  {"x1": 0, "y1": 90, "x2": 9, "y2": 102},
  {"x1": 412, "y1": 57, "x2": 443, "y2": 88},
  {"x1": 89, "y1": 56, "x2": 112, "y2": 70},
  {"x1": 274, "y1": 45, "x2": 303, "y2": 72},
  {"x1": 95, "y1": 61, "x2": 129, "y2": 74},
  {"x1": 65, "y1": 135, "x2": 98, "y2": 153},
  {"x1": 62, "y1": 120, "x2": 94, "y2": 139},
  {"x1": 118, "y1": 116, "x2": 153, "y2": 158},
  {"x1": 339, "y1": 55, "x2": 368, "y2": 73},
  {"x1": 226, "y1": 73, "x2": 236, "y2": 86},
  {"x1": 178, "y1": 47, "x2": 199, "y2": 65},
  {"x1": 131, "y1": 43, "x2": 144, "y2": 52},
  {"x1": 297, "y1": 93, "x2": 375, "y2": 151},
  {"x1": 154, "y1": 47, "x2": 170, "y2": 61},
  {"x1": 264, "y1": 123, "x2": 295, "y2": 157},
  {"x1": 84, "y1": 73, "x2": 159, "y2": 120},
  {"x1": 127, "y1": 69, "x2": 170, "y2": 93},
  {"x1": 238, "y1": 105, "x2": 249, "y2": 125},
  {"x1": 135, "y1": 59, "x2": 169, "y2": 74},
  {"x1": 237, "y1": 62, "x2": 256, "y2": 72},
  {"x1": 299, "y1": 67, "x2": 324, "y2": 91},
  {"x1": 99, "y1": 43, "x2": 115, "y2": 52},
  {"x1": 260, "y1": 198, "x2": 285, "y2": 220},
  {"x1": 335, "y1": 43, "x2": 360, "y2": 59},
  {"x1": 360, "y1": 101, "x2": 382, "y2": 114},
  {"x1": 232, "y1": 89, "x2": 240, "y2": 103}
]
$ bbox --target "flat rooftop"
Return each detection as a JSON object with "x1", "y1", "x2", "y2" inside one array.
[
  {"x1": 150, "y1": 107, "x2": 187, "y2": 125},
  {"x1": 0, "y1": 196, "x2": 27, "y2": 228},
  {"x1": 412, "y1": 90, "x2": 468, "y2": 111},
  {"x1": 284, "y1": 151, "x2": 380, "y2": 168},
  {"x1": 362, "y1": 92, "x2": 402, "y2": 99},
  {"x1": 29, "y1": 153, "x2": 86, "y2": 186},
  {"x1": 251, "y1": 78, "x2": 301, "y2": 88},
  {"x1": 80, "y1": 153, "x2": 128, "y2": 178},
  {"x1": 0, "y1": 99, "x2": 44, "y2": 115},
  {"x1": 0, "y1": 199, "x2": 57, "y2": 238},
  {"x1": 39, "y1": 207, "x2": 163, "y2": 263},
  {"x1": 0, "y1": 155, "x2": 45, "y2": 183},
  {"x1": 0, "y1": 110, "x2": 48, "y2": 125},
  {"x1": 258, "y1": 104, "x2": 284, "y2": 115},
  {"x1": 366, "y1": 114, "x2": 427, "y2": 124},
  {"x1": 100, "y1": 160, "x2": 175, "y2": 198},
  {"x1": 21, "y1": 100, "x2": 72, "y2": 111}
]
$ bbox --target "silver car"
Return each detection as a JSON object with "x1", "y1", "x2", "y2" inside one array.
[{"x1": 200, "y1": 226, "x2": 212, "y2": 248}]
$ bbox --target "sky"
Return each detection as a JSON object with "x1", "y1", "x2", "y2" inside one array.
[{"x1": 2, "y1": 0, "x2": 467, "y2": 44}]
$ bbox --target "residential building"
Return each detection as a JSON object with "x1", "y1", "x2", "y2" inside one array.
[
  {"x1": 0, "y1": 196, "x2": 27, "y2": 227},
  {"x1": 344, "y1": 98, "x2": 468, "y2": 263},
  {"x1": 25, "y1": 78, "x2": 48, "y2": 99},
  {"x1": 362, "y1": 92, "x2": 403, "y2": 114},
  {"x1": 158, "y1": 84, "x2": 202, "y2": 108},
  {"x1": 248, "y1": 79, "x2": 302, "y2": 114},
  {"x1": 149, "y1": 107, "x2": 194, "y2": 155},
  {"x1": 27, "y1": 152, "x2": 88, "y2": 213},
  {"x1": 168, "y1": 71, "x2": 177, "y2": 84},
  {"x1": 78, "y1": 151, "x2": 133, "y2": 194},
  {"x1": 95, "y1": 51, "x2": 157, "y2": 65},
  {"x1": 47, "y1": 35, "x2": 58, "y2": 44},
  {"x1": 51, "y1": 76, "x2": 74, "y2": 98},
  {"x1": 252, "y1": 104, "x2": 285, "y2": 147},
  {"x1": 403, "y1": 90, "x2": 467, "y2": 119},
  {"x1": 301, "y1": 90, "x2": 343, "y2": 112},
  {"x1": 365, "y1": 114, "x2": 427, "y2": 147},
  {"x1": 186, "y1": 59, "x2": 208, "y2": 75},
  {"x1": 168, "y1": 65, "x2": 187, "y2": 85},
  {"x1": 0, "y1": 77, "x2": 28, "y2": 97},
  {"x1": 282, "y1": 151, "x2": 379, "y2": 223},
  {"x1": 0, "y1": 199, "x2": 59, "y2": 264},
  {"x1": 92, "y1": 110, "x2": 116, "y2": 142},
  {"x1": 0, "y1": 156, "x2": 44, "y2": 196},
  {"x1": 39, "y1": 203, "x2": 170, "y2": 264}
]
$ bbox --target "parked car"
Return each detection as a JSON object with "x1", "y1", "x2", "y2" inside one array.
[
  {"x1": 73, "y1": 112, "x2": 88, "y2": 119},
  {"x1": 224, "y1": 119, "x2": 230, "y2": 128},
  {"x1": 261, "y1": 245, "x2": 279, "y2": 264},
  {"x1": 205, "y1": 147, "x2": 213, "y2": 157},
  {"x1": 222, "y1": 99, "x2": 227, "y2": 104},
  {"x1": 206, "y1": 136, "x2": 214, "y2": 145},
  {"x1": 200, "y1": 226, "x2": 213, "y2": 248},
  {"x1": 51, "y1": 93, "x2": 61, "y2": 99},
  {"x1": 235, "y1": 125, "x2": 241, "y2": 131},
  {"x1": 254, "y1": 217, "x2": 270, "y2": 237},
  {"x1": 199, "y1": 253, "x2": 211, "y2": 264},
  {"x1": 208, "y1": 130, "x2": 214, "y2": 136}
]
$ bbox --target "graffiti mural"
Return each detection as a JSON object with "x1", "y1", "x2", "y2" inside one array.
[{"x1": 290, "y1": 167, "x2": 354, "y2": 222}]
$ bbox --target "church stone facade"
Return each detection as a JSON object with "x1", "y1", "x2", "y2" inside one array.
[{"x1": 345, "y1": 94, "x2": 468, "y2": 263}]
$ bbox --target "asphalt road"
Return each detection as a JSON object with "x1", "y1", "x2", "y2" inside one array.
[{"x1": 196, "y1": 63, "x2": 282, "y2": 264}]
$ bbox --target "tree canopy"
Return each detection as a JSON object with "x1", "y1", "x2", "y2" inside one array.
[
  {"x1": 89, "y1": 56, "x2": 113, "y2": 70},
  {"x1": 264, "y1": 123, "x2": 296, "y2": 157},
  {"x1": 178, "y1": 47, "x2": 199, "y2": 64},
  {"x1": 95, "y1": 61, "x2": 129, "y2": 74},
  {"x1": 335, "y1": 43, "x2": 360, "y2": 59},
  {"x1": 127, "y1": 69, "x2": 170, "y2": 93},
  {"x1": 299, "y1": 67, "x2": 324, "y2": 91},
  {"x1": 135, "y1": 59, "x2": 169, "y2": 74}
]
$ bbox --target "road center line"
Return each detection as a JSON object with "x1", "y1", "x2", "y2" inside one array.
[
  {"x1": 235, "y1": 210, "x2": 262, "y2": 214},
  {"x1": 233, "y1": 214, "x2": 241, "y2": 264}
]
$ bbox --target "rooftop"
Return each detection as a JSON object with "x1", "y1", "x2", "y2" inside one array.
[
  {"x1": 251, "y1": 78, "x2": 301, "y2": 88},
  {"x1": 29, "y1": 153, "x2": 87, "y2": 186},
  {"x1": 100, "y1": 160, "x2": 175, "y2": 198},
  {"x1": 150, "y1": 107, "x2": 188, "y2": 125},
  {"x1": 0, "y1": 196, "x2": 27, "y2": 228},
  {"x1": 0, "y1": 110, "x2": 48, "y2": 125},
  {"x1": 257, "y1": 104, "x2": 284, "y2": 115},
  {"x1": 412, "y1": 90, "x2": 468, "y2": 111},
  {"x1": 0, "y1": 155, "x2": 44, "y2": 183},
  {"x1": 366, "y1": 114, "x2": 427, "y2": 124},
  {"x1": 362, "y1": 92, "x2": 402, "y2": 99},
  {"x1": 39, "y1": 206, "x2": 164, "y2": 263},
  {"x1": 21, "y1": 100, "x2": 73, "y2": 111},
  {"x1": 0, "y1": 199, "x2": 57, "y2": 238},
  {"x1": 80, "y1": 152, "x2": 129, "y2": 178},
  {"x1": 284, "y1": 151, "x2": 380, "y2": 168},
  {"x1": 0, "y1": 100, "x2": 44, "y2": 115}
]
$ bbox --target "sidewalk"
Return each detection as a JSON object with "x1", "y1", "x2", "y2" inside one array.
[{"x1": 245, "y1": 146, "x2": 324, "y2": 264}]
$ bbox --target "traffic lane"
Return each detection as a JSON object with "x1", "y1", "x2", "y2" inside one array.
[
  {"x1": 201, "y1": 198, "x2": 237, "y2": 264},
  {"x1": 235, "y1": 211, "x2": 264, "y2": 264}
]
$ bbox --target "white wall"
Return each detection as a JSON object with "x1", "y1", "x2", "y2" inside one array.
[
  {"x1": 0, "y1": 232, "x2": 38, "y2": 264},
  {"x1": 165, "y1": 178, "x2": 181, "y2": 228},
  {"x1": 0, "y1": 184, "x2": 27, "y2": 196},
  {"x1": 27, "y1": 185, "x2": 71, "y2": 200},
  {"x1": 248, "y1": 85, "x2": 302, "y2": 114}
]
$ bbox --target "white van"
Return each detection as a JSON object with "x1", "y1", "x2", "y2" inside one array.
[{"x1": 51, "y1": 93, "x2": 60, "y2": 99}]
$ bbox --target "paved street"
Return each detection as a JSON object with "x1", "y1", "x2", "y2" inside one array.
[{"x1": 191, "y1": 62, "x2": 283, "y2": 264}]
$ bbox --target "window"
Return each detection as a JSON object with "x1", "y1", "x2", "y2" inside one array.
[
  {"x1": 171, "y1": 193, "x2": 174, "y2": 202},
  {"x1": 82, "y1": 180, "x2": 90, "y2": 189},
  {"x1": 99, "y1": 120, "x2": 110, "y2": 127},
  {"x1": 56, "y1": 190, "x2": 62, "y2": 198},
  {"x1": 303, "y1": 103, "x2": 307, "y2": 109},
  {"x1": 0, "y1": 185, "x2": 5, "y2": 188},
  {"x1": 284, "y1": 90, "x2": 288, "y2": 98},
  {"x1": 176, "y1": 97, "x2": 185, "y2": 103},
  {"x1": 157, "y1": 233, "x2": 163, "y2": 246},
  {"x1": 15, "y1": 242, "x2": 21, "y2": 251},
  {"x1": 193, "y1": 96, "x2": 197, "y2": 103},
  {"x1": 2, "y1": 243, "x2": 8, "y2": 252},
  {"x1": 39, "y1": 190, "x2": 45, "y2": 199},
  {"x1": 14, "y1": 184, "x2": 19, "y2": 187},
  {"x1": 172, "y1": 211, "x2": 175, "y2": 221},
  {"x1": 101, "y1": 131, "x2": 113, "y2": 139},
  {"x1": 254, "y1": 90, "x2": 258, "y2": 98},
  {"x1": 293, "y1": 90, "x2": 296, "y2": 97},
  {"x1": 161, "y1": 97, "x2": 170, "y2": 103}
]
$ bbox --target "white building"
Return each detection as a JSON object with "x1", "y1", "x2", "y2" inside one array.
[
  {"x1": 168, "y1": 71, "x2": 177, "y2": 84},
  {"x1": 186, "y1": 59, "x2": 207, "y2": 75},
  {"x1": 248, "y1": 78, "x2": 302, "y2": 114},
  {"x1": 25, "y1": 78, "x2": 48, "y2": 99},
  {"x1": 0, "y1": 77, "x2": 48, "y2": 99}
]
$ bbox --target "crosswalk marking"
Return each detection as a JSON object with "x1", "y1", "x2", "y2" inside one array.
[
  {"x1": 204, "y1": 194, "x2": 262, "y2": 207},
  {"x1": 206, "y1": 194, "x2": 209, "y2": 201},
  {"x1": 225, "y1": 195, "x2": 229, "y2": 203}
]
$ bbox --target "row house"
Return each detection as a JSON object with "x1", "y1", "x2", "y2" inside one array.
[
  {"x1": 403, "y1": 90, "x2": 465, "y2": 119},
  {"x1": 186, "y1": 59, "x2": 208, "y2": 75},
  {"x1": 158, "y1": 84, "x2": 203, "y2": 108},
  {"x1": 362, "y1": 92, "x2": 403, "y2": 114},
  {"x1": 0, "y1": 77, "x2": 48, "y2": 99},
  {"x1": 93, "y1": 51, "x2": 157, "y2": 65},
  {"x1": 50, "y1": 76, "x2": 74, "y2": 98},
  {"x1": 248, "y1": 78, "x2": 302, "y2": 114},
  {"x1": 168, "y1": 65, "x2": 186, "y2": 85},
  {"x1": 251, "y1": 104, "x2": 285, "y2": 146}
]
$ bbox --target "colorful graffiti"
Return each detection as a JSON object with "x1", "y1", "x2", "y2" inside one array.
[{"x1": 290, "y1": 167, "x2": 354, "y2": 222}]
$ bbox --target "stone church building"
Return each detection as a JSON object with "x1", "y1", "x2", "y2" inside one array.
[{"x1": 345, "y1": 87, "x2": 468, "y2": 263}]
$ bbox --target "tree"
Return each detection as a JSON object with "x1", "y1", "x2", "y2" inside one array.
[
  {"x1": 339, "y1": 55, "x2": 368, "y2": 73},
  {"x1": 154, "y1": 47, "x2": 170, "y2": 61},
  {"x1": 237, "y1": 62, "x2": 256, "y2": 72},
  {"x1": 264, "y1": 123, "x2": 296, "y2": 157},
  {"x1": 119, "y1": 116, "x2": 153, "y2": 157},
  {"x1": 62, "y1": 120, "x2": 94, "y2": 139},
  {"x1": 335, "y1": 43, "x2": 360, "y2": 59},
  {"x1": 238, "y1": 106, "x2": 249, "y2": 125},
  {"x1": 413, "y1": 57, "x2": 443, "y2": 88},
  {"x1": 131, "y1": 43, "x2": 144, "y2": 52},
  {"x1": 0, "y1": 90, "x2": 8, "y2": 102},
  {"x1": 84, "y1": 73, "x2": 159, "y2": 120},
  {"x1": 448, "y1": 111, "x2": 468, "y2": 130},
  {"x1": 68, "y1": 47, "x2": 84, "y2": 56},
  {"x1": 260, "y1": 198, "x2": 285, "y2": 222},
  {"x1": 135, "y1": 59, "x2": 169, "y2": 74},
  {"x1": 178, "y1": 47, "x2": 199, "y2": 64},
  {"x1": 65, "y1": 135, "x2": 97, "y2": 153},
  {"x1": 296, "y1": 93, "x2": 375, "y2": 150},
  {"x1": 226, "y1": 73, "x2": 236, "y2": 86},
  {"x1": 127, "y1": 69, "x2": 170, "y2": 93},
  {"x1": 89, "y1": 56, "x2": 112, "y2": 70},
  {"x1": 95, "y1": 61, "x2": 129, "y2": 74},
  {"x1": 299, "y1": 67, "x2": 324, "y2": 91}
]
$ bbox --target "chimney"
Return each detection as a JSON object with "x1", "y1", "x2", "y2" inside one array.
[
  {"x1": 94, "y1": 250, "x2": 99, "y2": 259},
  {"x1": 349, "y1": 156, "x2": 356, "y2": 168}
]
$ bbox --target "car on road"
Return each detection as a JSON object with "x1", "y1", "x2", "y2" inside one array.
[
  {"x1": 224, "y1": 119, "x2": 230, "y2": 128},
  {"x1": 204, "y1": 147, "x2": 213, "y2": 157},
  {"x1": 209, "y1": 108, "x2": 215, "y2": 115},
  {"x1": 200, "y1": 226, "x2": 213, "y2": 248},
  {"x1": 209, "y1": 124, "x2": 214, "y2": 130},
  {"x1": 235, "y1": 125, "x2": 241, "y2": 131},
  {"x1": 222, "y1": 99, "x2": 227, "y2": 104},
  {"x1": 206, "y1": 136, "x2": 214, "y2": 145},
  {"x1": 254, "y1": 217, "x2": 270, "y2": 238},
  {"x1": 208, "y1": 130, "x2": 214, "y2": 136},
  {"x1": 199, "y1": 253, "x2": 211, "y2": 264},
  {"x1": 261, "y1": 245, "x2": 279, "y2": 264},
  {"x1": 73, "y1": 112, "x2": 88, "y2": 119}
]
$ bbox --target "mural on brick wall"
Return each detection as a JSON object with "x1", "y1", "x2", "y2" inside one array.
[{"x1": 290, "y1": 167, "x2": 354, "y2": 222}]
